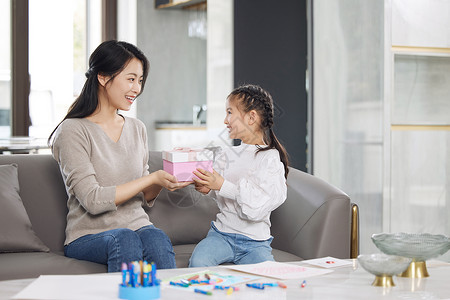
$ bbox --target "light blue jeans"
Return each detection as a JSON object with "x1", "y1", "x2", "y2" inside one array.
[
  {"x1": 64, "y1": 225, "x2": 176, "y2": 272},
  {"x1": 189, "y1": 222, "x2": 274, "y2": 267}
]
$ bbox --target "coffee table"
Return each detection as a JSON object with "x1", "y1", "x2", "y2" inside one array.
[{"x1": 1, "y1": 260, "x2": 449, "y2": 300}]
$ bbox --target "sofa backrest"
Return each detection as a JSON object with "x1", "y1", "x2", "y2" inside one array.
[
  {"x1": 271, "y1": 167, "x2": 351, "y2": 259},
  {"x1": 0, "y1": 152, "x2": 352, "y2": 259}
]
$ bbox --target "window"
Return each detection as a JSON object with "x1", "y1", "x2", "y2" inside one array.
[{"x1": 28, "y1": 0, "x2": 101, "y2": 138}]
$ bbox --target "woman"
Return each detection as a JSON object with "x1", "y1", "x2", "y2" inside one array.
[{"x1": 49, "y1": 40, "x2": 189, "y2": 272}]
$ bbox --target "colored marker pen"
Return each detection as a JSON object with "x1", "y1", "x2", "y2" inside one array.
[
  {"x1": 151, "y1": 262, "x2": 156, "y2": 286},
  {"x1": 187, "y1": 274, "x2": 199, "y2": 281},
  {"x1": 139, "y1": 260, "x2": 143, "y2": 285},
  {"x1": 194, "y1": 289, "x2": 212, "y2": 295},
  {"x1": 246, "y1": 283, "x2": 265, "y2": 290},
  {"x1": 277, "y1": 281, "x2": 287, "y2": 288},
  {"x1": 142, "y1": 263, "x2": 150, "y2": 287},
  {"x1": 226, "y1": 287, "x2": 233, "y2": 295},
  {"x1": 301, "y1": 280, "x2": 307, "y2": 288},
  {"x1": 121, "y1": 262, "x2": 128, "y2": 287},
  {"x1": 262, "y1": 283, "x2": 278, "y2": 287}
]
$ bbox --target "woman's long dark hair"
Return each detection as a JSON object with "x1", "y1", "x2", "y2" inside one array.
[
  {"x1": 228, "y1": 84, "x2": 289, "y2": 178},
  {"x1": 48, "y1": 40, "x2": 149, "y2": 145}
]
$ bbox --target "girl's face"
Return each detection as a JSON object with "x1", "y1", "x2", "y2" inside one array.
[
  {"x1": 224, "y1": 97, "x2": 253, "y2": 142},
  {"x1": 102, "y1": 58, "x2": 144, "y2": 111}
]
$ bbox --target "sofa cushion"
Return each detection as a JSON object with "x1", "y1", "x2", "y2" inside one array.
[{"x1": 0, "y1": 164, "x2": 50, "y2": 253}]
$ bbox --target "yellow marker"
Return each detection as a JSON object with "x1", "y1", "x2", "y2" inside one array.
[{"x1": 226, "y1": 287, "x2": 233, "y2": 295}]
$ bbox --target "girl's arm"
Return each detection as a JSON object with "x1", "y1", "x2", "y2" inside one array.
[
  {"x1": 220, "y1": 152, "x2": 287, "y2": 221},
  {"x1": 193, "y1": 151, "x2": 286, "y2": 221}
]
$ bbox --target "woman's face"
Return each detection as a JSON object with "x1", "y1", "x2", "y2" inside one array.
[{"x1": 103, "y1": 58, "x2": 144, "y2": 111}]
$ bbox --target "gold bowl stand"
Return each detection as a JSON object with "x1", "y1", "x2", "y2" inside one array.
[
  {"x1": 399, "y1": 260, "x2": 429, "y2": 278},
  {"x1": 372, "y1": 275, "x2": 395, "y2": 287}
]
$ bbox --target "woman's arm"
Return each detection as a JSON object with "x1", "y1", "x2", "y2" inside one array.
[{"x1": 115, "y1": 170, "x2": 190, "y2": 205}]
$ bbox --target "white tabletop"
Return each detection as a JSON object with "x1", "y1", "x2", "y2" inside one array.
[{"x1": 1, "y1": 260, "x2": 450, "y2": 300}]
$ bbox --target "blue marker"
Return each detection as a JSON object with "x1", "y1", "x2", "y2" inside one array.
[
  {"x1": 150, "y1": 262, "x2": 156, "y2": 286},
  {"x1": 121, "y1": 262, "x2": 128, "y2": 286},
  {"x1": 246, "y1": 283, "x2": 265, "y2": 289},
  {"x1": 263, "y1": 283, "x2": 278, "y2": 287},
  {"x1": 129, "y1": 263, "x2": 135, "y2": 287}
]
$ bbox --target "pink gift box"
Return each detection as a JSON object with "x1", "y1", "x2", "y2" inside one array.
[{"x1": 162, "y1": 148, "x2": 213, "y2": 182}]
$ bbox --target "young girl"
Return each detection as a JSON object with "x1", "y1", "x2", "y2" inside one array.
[
  {"x1": 189, "y1": 84, "x2": 289, "y2": 267},
  {"x1": 48, "y1": 40, "x2": 190, "y2": 272}
]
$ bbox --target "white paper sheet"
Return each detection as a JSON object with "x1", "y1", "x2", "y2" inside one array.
[
  {"x1": 225, "y1": 261, "x2": 333, "y2": 280},
  {"x1": 303, "y1": 256, "x2": 353, "y2": 268},
  {"x1": 12, "y1": 273, "x2": 122, "y2": 300}
]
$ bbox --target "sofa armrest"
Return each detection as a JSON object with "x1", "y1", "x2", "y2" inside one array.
[{"x1": 271, "y1": 167, "x2": 352, "y2": 260}]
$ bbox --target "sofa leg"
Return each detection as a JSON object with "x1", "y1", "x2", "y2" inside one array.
[{"x1": 350, "y1": 203, "x2": 359, "y2": 259}]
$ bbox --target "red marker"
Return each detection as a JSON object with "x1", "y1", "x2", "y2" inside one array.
[
  {"x1": 301, "y1": 280, "x2": 306, "y2": 288},
  {"x1": 326, "y1": 261, "x2": 335, "y2": 264},
  {"x1": 187, "y1": 275, "x2": 199, "y2": 281}
]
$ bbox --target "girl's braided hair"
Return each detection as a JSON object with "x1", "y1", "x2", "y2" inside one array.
[{"x1": 228, "y1": 84, "x2": 289, "y2": 178}]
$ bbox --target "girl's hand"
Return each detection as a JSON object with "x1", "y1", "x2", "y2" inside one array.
[
  {"x1": 193, "y1": 168, "x2": 224, "y2": 191},
  {"x1": 194, "y1": 181, "x2": 211, "y2": 195},
  {"x1": 153, "y1": 170, "x2": 191, "y2": 191}
]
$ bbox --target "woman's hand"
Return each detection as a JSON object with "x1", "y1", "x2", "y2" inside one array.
[
  {"x1": 153, "y1": 170, "x2": 191, "y2": 191},
  {"x1": 192, "y1": 168, "x2": 224, "y2": 191}
]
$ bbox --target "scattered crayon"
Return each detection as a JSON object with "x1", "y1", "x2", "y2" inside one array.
[
  {"x1": 226, "y1": 287, "x2": 233, "y2": 295},
  {"x1": 187, "y1": 274, "x2": 199, "y2": 281},
  {"x1": 170, "y1": 281, "x2": 189, "y2": 288},
  {"x1": 214, "y1": 286, "x2": 239, "y2": 291},
  {"x1": 262, "y1": 283, "x2": 278, "y2": 287},
  {"x1": 277, "y1": 281, "x2": 287, "y2": 288},
  {"x1": 194, "y1": 288, "x2": 212, "y2": 295},
  {"x1": 246, "y1": 283, "x2": 265, "y2": 290},
  {"x1": 301, "y1": 280, "x2": 307, "y2": 288}
]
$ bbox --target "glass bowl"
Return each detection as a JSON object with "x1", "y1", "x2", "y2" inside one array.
[
  {"x1": 371, "y1": 233, "x2": 450, "y2": 261},
  {"x1": 358, "y1": 254, "x2": 412, "y2": 277},
  {"x1": 357, "y1": 254, "x2": 412, "y2": 287}
]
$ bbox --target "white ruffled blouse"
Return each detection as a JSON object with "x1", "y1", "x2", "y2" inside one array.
[{"x1": 212, "y1": 143, "x2": 287, "y2": 240}]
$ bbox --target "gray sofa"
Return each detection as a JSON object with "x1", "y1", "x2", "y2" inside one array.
[{"x1": 0, "y1": 151, "x2": 357, "y2": 280}]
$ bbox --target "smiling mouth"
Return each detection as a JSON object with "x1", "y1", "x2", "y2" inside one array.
[{"x1": 125, "y1": 96, "x2": 135, "y2": 104}]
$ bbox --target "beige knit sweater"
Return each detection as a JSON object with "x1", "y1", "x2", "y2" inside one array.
[{"x1": 52, "y1": 116, "x2": 154, "y2": 245}]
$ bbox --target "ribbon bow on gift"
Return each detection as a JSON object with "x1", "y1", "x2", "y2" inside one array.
[
  {"x1": 171, "y1": 147, "x2": 200, "y2": 161},
  {"x1": 170, "y1": 147, "x2": 213, "y2": 162},
  {"x1": 173, "y1": 147, "x2": 194, "y2": 152}
]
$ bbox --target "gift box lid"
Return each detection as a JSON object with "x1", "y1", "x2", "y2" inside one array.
[{"x1": 162, "y1": 147, "x2": 213, "y2": 163}]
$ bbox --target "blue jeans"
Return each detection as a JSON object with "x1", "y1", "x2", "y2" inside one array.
[
  {"x1": 189, "y1": 222, "x2": 274, "y2": 267},
  {"x1": 64, "y1": 225, "x2": 176, "y2": 272}
]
